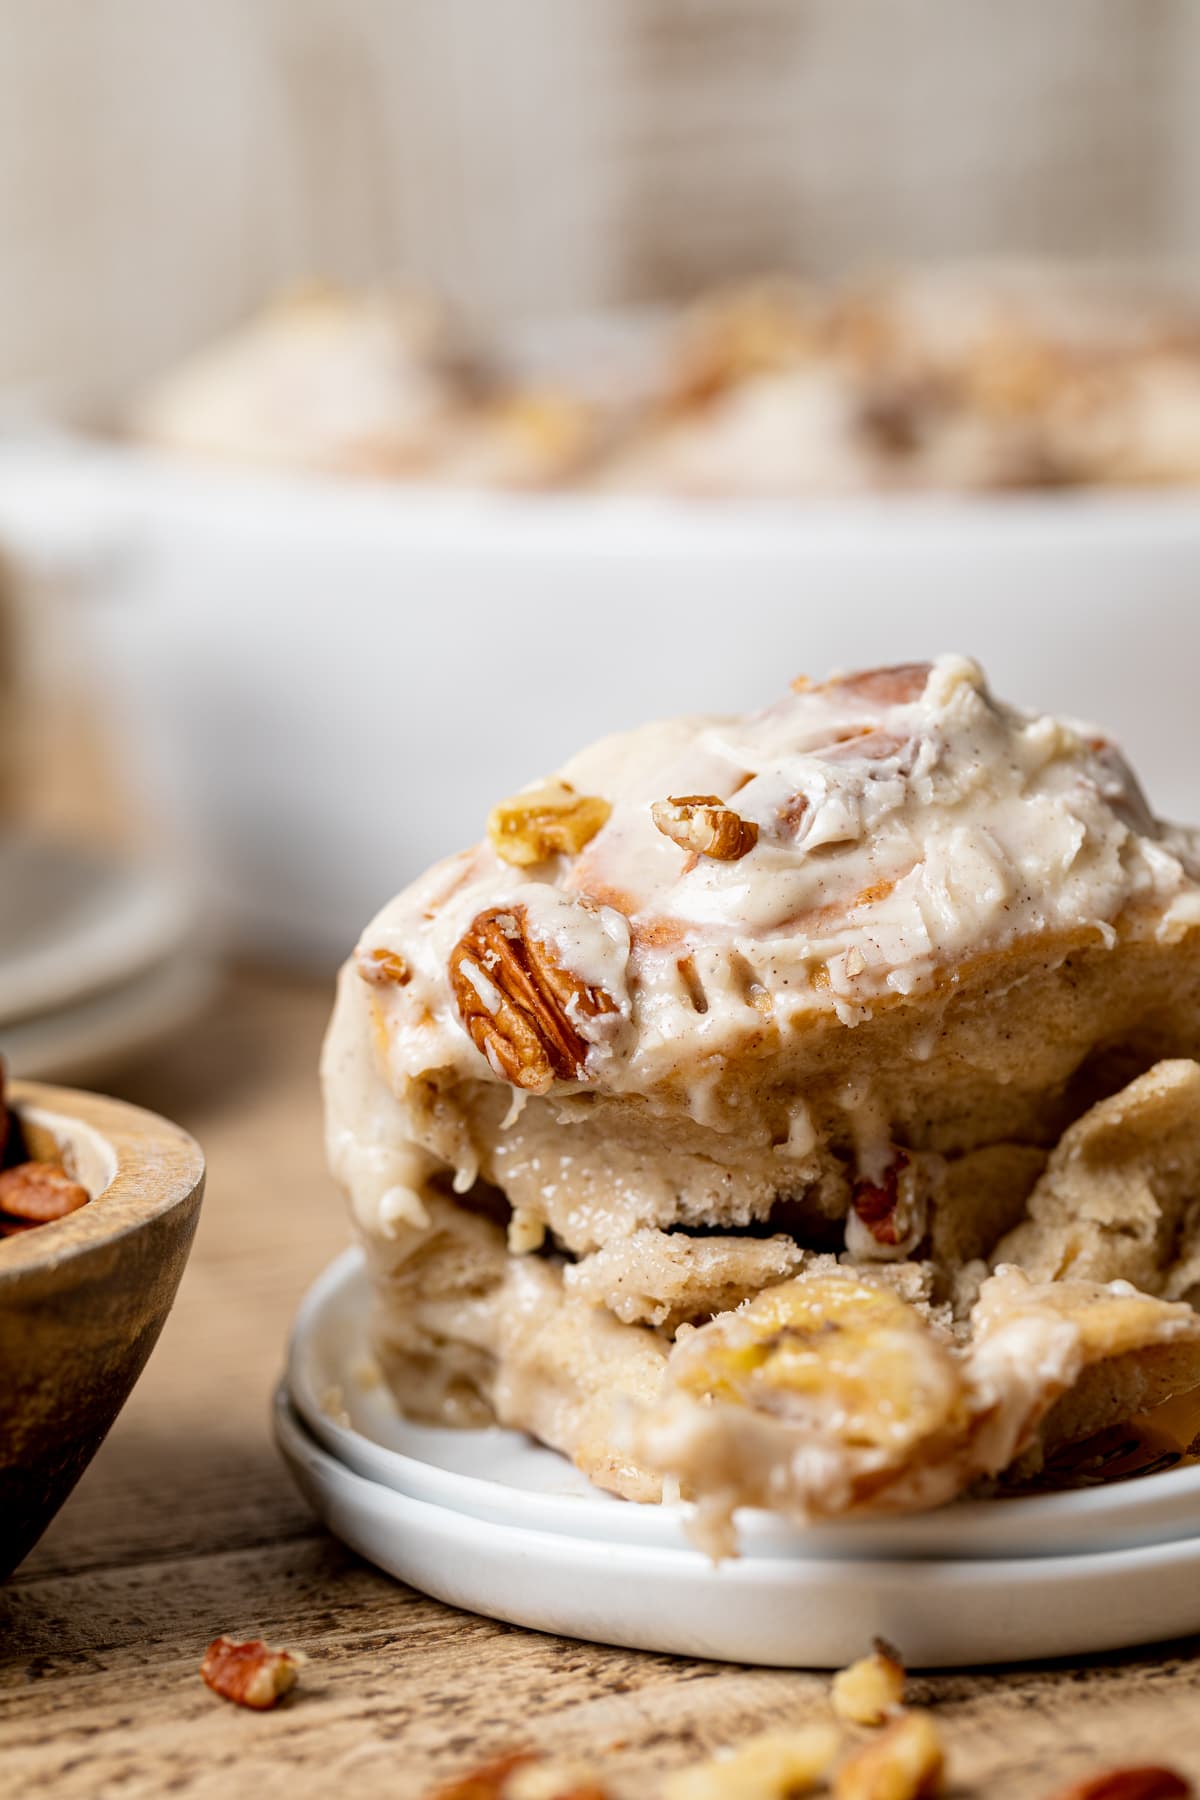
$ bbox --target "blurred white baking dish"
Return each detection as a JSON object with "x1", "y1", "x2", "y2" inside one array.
[{"x1": 4, "y1": 432, "x2": 1200, "y2": 964}]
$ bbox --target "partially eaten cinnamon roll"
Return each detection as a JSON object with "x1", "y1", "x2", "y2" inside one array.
[{"x1": 323, "y1": 655, "x2": 1200, "y2": 1550}]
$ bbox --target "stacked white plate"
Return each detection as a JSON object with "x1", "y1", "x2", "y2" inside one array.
[
  {"x1": 278, "y1": 1249, "x2": 1200, "y2": 1669},
  {"x1": 0, "y1": 833, "x2": 215, "y2": 1080}
]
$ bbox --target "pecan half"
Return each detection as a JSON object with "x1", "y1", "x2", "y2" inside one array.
[
  {"x1": 355, "y1": 945, "x2": 412, "y2": 987},
  {"x1": 450, "y1": 906, "x2": 617, "y2": 1094},
  {"x1": 487, "y1": 781, "x2": 611, "y2": 868},
  {"x1": 652, "y1": 795, "x2": 758, "y2": 861},
  {"x1": 1044, "y1": 1771, "x2": 1192, "y2": 1800},
  {"x1": 0, "y1": 1162, "x2": 90, "y2": 1235},
  {"x1": 200, "y1": 1635, "x2": 303, "y2": 1710}
]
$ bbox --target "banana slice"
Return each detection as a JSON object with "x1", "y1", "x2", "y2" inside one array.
[{"x1": 637, "y1": 1271, "x2": 968, "y2": 1554}]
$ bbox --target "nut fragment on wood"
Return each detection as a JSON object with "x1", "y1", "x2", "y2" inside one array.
[
  {"x1": 200, "y1": 1636, "x2": 303, "y2": 1710},
  {"x1": 1044, "y1": 1771, "x2": 1193, "y2": 1800},
  {"x1": 427, "y1": 1752, "x2": 610, "y2": 1800},
  {"x1": 487, "y1": 781, "x2": 611, "y2": 867},
  {"x1": 833, "y1": 1711, "x2": 944, "y2": 1799},
  {"x1": 0, "y1": 1161, "x2": 90, "y2": 1235},
  {"x1": 427, "y1": 1752, "x2": 539, "y2": 1800},
  {"x1": 663, "y1": 1724, "x2": 840, "y2": 1799},
  {"x1": 505, "y1": 1758, "x2": 612, "y2": 1800},
  {"x1": 651, "y1": 794, "x2": 758, "y2": 861},
  {"x1": 355, "y1": 945, "x2": 412, "y2": 987},
  {"x1": 450, "y1": 904, "x2": 617, "y2": 1093},
  {"x1": 831, "y1": 1640, "x2": 906, "y2": 1727}
]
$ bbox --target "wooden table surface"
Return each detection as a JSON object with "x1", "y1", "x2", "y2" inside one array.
[{"x1": 3, "y1": 968, "x2": 1200, "y2": 1799}]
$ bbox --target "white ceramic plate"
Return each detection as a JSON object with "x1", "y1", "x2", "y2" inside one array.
[
  {"x1": 283, "y1": 1249, "x2": 1200, "y2": 1630},
  {"x1": 0, "y1": 946, "x2": 217, "y2": 1081},
  {"x1": 0, "y1": 833, "x2": 196, "y2": 1026},
  {"x1": 274, "y1": 1386, "x2": 1200, "y2": 1668}
]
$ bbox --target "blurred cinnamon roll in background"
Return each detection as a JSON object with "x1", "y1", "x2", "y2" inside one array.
[{"x1": 132, "y1": 267, "x2": 1200, "y2": 498}]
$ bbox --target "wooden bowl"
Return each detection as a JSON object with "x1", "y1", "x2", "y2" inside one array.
[{"x1": 0, "y1": 1080, "x2": 204, "y2": 1578}]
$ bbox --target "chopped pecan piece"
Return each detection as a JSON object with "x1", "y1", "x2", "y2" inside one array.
[
  {"x1": 831, "y1": 1640, "x2": 906, "y2": 1727},
  {"x1": 200, "y1": 1635, "x2": 303, "y2": 1710},
  {"x1": 652, "y1": 795, "x2": 758, "y2": 861},
  {"x1": 487, "y1": 781, "x2": 611, "y2": 868},
  {"x1": 852, "y1": 879, "x2": 896, "y2": 908},
  {"x1": 664, "y1": 1724, "x2": 840, "y2": 1799},
  {"x1": 0, "y1": 1162, "x2": 90, "y2": 1234},
  {"x1": 851, "y1": 1152, "x2": 911, "y2": 1249},
  {"x1": 1044, "y1": 1772, "x2": 1192, "y2": 1800},
  {"x1": 355, "y1": 945, "x2": 412, "y2": 987},
  {"x1": 846, "y1": 1149, "x2": 930, "y2": 1263},
  {"x1": 833, "y1": 1711, "x2": 944, "y2": 1799},
  {"x1": 428, "y1": 1752, "x2": 609, "y2": 1800},
  {"x1": 449, "y1": 905, "x2": 617, "y2": 1094},
  {"x1": 427, "y1": 1752, "x2": 539, "y2": 1800}
]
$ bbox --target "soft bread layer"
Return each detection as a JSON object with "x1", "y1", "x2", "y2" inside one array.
[
  {"x1": 362, "y1": 931, "x2": 1200, "y2": 1266},
  {"x1": 331, "y1": 950, "x2": 1200, "y2": 1541},
  {"x1": 366, "y1": 1195, "x2": 669, "y2": 1501},
  {"x1": 996, "y1": 1059, "x2": 1200, "y2": 1300}
]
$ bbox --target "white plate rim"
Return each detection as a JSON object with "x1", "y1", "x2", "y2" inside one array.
[
  {"x1": 287, "y1": 1247, "x2": 1200, "y2": 1563},
  {"x1": 273, "y1": 1386, "x2": 1200, "y2": 1668}
]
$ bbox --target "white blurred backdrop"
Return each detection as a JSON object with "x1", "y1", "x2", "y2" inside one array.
[{"x1": 6, "y1": 0, "x2": 1200, "y2": 417}]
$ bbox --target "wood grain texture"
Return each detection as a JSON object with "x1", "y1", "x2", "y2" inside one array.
[{"x1": 2, "y1": 969, "x2": 1199, "y2": 1798}]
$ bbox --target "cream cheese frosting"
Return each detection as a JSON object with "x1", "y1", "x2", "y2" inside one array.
[{"x1": 346, "y1": 655, "x2": 1200, "y2": 1106}]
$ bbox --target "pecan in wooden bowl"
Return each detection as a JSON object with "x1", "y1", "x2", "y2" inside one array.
[{"x1": 0, "y1": 1076, "x2": 204, "y2": 1577}]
